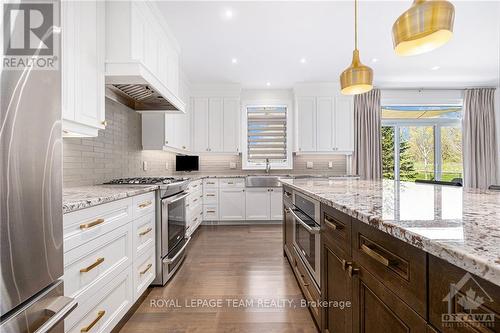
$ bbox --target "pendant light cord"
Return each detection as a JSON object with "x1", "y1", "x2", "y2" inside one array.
[{"x1": 354, "y1": 0, "x2": 358, "y2": 50}]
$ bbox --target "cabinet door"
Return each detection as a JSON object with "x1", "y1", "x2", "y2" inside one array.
[
  {"x1": 297, "y1": 97, "x2": 316, "y2": 152},
  {"x1": 316, "y1": 97, "x2": 335, "y2": 152},
  {"x1": 352, "y1": 265, "x2": 427, "y2": 333},
  {"x1": 208, "y1": 98, "x2": 224, "y2": 152},
  {"x1": 192, "y1": 98, "x2": 209, "y2": 152},
  {"x1": 223, "y1": 98, "x2": 240, "y2": 153},
  {"x1": 219, "y1": 188, "x2": 246, "y2": 221},
  {"x1": 245, "y1": 188, "x2": 270, "y2": 220},
  {"x1": 335, "y1": 96, "x2": 354, "y2": 152},
  {"x1": 62, "y1": 0, "x2": 105, "y2": 134},
  {"x1": 322, "y1": 240, "x2": 352, "y2": 333},
  {"x1": 270, "y1": 188, "x2": 283, "y2": 220},
  {"x1": 165, "y1": 114, "x2": 177, "y2": 148}
]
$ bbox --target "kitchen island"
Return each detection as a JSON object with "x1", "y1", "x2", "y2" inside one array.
[{"x1": 281, "y1": 178, "x2": 500, "y2": 333}]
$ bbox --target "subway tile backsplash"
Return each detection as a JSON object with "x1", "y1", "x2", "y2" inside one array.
[{"x1": 63, "y1": 98, "x2": 349, "y2": 187}]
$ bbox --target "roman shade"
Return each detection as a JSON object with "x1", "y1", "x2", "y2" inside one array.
[{"x1": 246, "y1": 106, "x2": 287, "y2": 162}]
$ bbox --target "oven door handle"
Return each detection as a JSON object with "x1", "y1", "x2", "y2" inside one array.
[
  {"x1": 290, "y1": 209, "x2": 320, "y2": 234},
  {"x1": 163, "y1": 237, "x2": 191, "y2": 264},
  {"x1": 163, "y1": 192, "x2": 189, "y2": 204}
]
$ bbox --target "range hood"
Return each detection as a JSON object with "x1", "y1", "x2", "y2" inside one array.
[{"x1": 105, "y1": 63, "x2": 186, "y2": 113}]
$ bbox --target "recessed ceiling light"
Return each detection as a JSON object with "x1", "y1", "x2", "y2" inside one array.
[
  {"x1": 224, "y1": 9, "x2": 233, "y2": 19},
  {"x1": 431, "y1": 65, "x2": 440, "y2": 70},
  {"x1": 266, "y1": 82, "x2": 271, "y2": 87},
  {"x1": 231, "y1": 58, "x2": 238, "y2": 64},
  {"x1": 300, "y1": 58, "x2": 307, "y2": 64},
  {"x1": 372, "y1": 58, "x2": 379, "y2": 63}
]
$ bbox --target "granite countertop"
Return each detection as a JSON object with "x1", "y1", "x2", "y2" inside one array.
[
  {"x1": 280, "y1": 178, "x2": 500, "y2": 286},
  {"x1": 63, "y1": 185, "x2": 158, "y2": 214}
]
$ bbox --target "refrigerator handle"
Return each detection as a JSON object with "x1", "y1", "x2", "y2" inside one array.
[{"x1": 34, "y1": 297, "x2": 77, "y2": 333}]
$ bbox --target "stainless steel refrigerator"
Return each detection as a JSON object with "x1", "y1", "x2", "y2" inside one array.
[{"x1": 1, "y1": 1, "x2": 76, "y2": 332}]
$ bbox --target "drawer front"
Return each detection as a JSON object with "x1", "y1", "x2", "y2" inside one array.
[
  {"x1": 203, "y1": 188, "x2": 219, "y2": 204},
  {"x1": 352, "y1": 221, "x2": 427, "y2": 317},
  {"x1": 203, "y1": 205, "x2": 219, "y2": 221},
  {"x1": 292, "y1": 248, "x2": 320, "y2": 325},
  {"x1": 65, "y1": 265, "x2": 133, "y2": 333},
  {"x1": 187, "y1": 179, "x2": 202, "y2": 193},
  {"x1": 63, "y1": 198, "x2": 133, "y2": 253},
  {"x1": 219, "y1": 178, "x2": 245, "y2": 188},
  {"x1": 429, "y1": 255, "x2": 500, "y2": 332},
  {"x1": 133, "y1": 212, "x2": 155, "y2": 258},
  {"x1": 187, "y1": 207, "x2": 203, "y2": 237},
  {"x1": 321, "y1": 205, "x2": 352, "y2": 257},
  {"x1": 203, "y1": 179, "x2": 219, "y2": 188},
  {"x1": 187, "y1": 190, "x2": 202, "y2": 208},
  {"x1": 64, "y1": 223, "x2": 133, "y2": 301},
  {"x1": 133, "y1": 246, "x2": 155, "y2": 301},
  {"x1": 132, "y1": 191, "x2": 156, "y2": 219}
]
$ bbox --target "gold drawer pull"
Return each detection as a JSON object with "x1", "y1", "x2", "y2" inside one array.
[
  {"x1": 324, "y1": 216, "x2": 343, "y2": 230},
  {"x1": 139, "y1": 227, "x2": 152, "y2": 236},
  {"x1": 140, "y1": 263, "x2": 152, "y2": 275},
  {"x1": 361, "y1": 244, "x2": 392, "y2": 267},
  {"x1": 138, "y1": 200, "x2": 152, "y2": 208},
  {"x1": 207, "y1": 182, "x2": 215, "y2": 185},
  {"x1": 206, "y1": 194, "x2": 215, "y2": 197},
  {"x1": 206, "y1": 210, "x2": 216, "y2": 213},
  {"x1": 80, "y1": 257, "x2": 104, "y2": 273},
  {"x1": 193, "y1": 217, "x2": 198, "y2": 222},
  {"x1": 80, "y1": 310, "x2": 105, "y2": 332},
  {"x1": 80, "y1": 218, "x2": 104, "y2": 230},
  {"x1": 227, "y1": 182, "x2": 234, "y2": 184},
  {"x1": 193, "y1": 198, "x2": 198, "y2": 202}
]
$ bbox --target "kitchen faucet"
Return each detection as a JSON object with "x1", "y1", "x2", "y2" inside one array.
[{"x1": 265, "y1": 158, "x2": 271, "y2": 174}]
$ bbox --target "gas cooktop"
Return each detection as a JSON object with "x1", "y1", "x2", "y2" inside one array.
[{"x1": 103, "y1": 177, "x2": 188, "y2": 185}]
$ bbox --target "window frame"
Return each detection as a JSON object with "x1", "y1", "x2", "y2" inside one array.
[
  {"x1": 382, "y1": 116, "x2": 462, "y2": 182},
  {"x1": 242, "y1": 103, "x2": 293, "y2": 170}
]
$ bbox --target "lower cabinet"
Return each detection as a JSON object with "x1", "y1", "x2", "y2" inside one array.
[
  {"x1": 245, "y1": 187, "x2": 282, "y2": 220},
  {"x1": 219, "y1": 188, "x2": 246, "y2": 220}
]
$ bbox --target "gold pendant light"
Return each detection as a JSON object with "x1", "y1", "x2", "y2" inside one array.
[
  {"x1": 393, "y1": 0, "x2": 455, "y2": 56},
  {"x1": 340, "y1": 0, "x2": 373, "y2": 95}
]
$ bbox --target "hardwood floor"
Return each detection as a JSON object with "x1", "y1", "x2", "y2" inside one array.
[{"x1": 120, "y1": 225, "x2": 318, "y2": 333}]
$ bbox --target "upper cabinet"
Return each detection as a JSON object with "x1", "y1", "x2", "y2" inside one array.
[
  {"x1": 295, "y1": 83, "x2": 354, "y2": 153},
  {"x1": 105, "y1": 1, "x2": 185, "y2": 112},
  {"x1": 62, "y1": 0, "x2": 106, "y2": 137}
]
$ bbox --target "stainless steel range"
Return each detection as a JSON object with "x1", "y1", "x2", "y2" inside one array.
[{"x1": 104, "y1": 177, "x2": 191, "y2": 285}]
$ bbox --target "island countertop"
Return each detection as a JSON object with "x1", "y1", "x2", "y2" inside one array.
[{"x1": 280, "y1": 178, "x2": 500, "y2": 286}]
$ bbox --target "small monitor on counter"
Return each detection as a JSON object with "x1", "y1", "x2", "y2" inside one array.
[{"x1": 175, "y1": 155, "x2": 199, "y2": 172}]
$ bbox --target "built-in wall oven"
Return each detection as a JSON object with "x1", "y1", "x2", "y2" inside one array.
[{"x1": 290, "y1": 191, "x2": 321, "y2": 287}]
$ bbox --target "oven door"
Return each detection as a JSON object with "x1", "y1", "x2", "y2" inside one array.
[
  {"x1": 291, "y1": 207, "x2": 321, "y2": 286},
  {"x1": 161, "y1": 192, "x2": 188, "y2": 257}
]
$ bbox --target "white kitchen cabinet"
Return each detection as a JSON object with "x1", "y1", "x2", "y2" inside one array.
[
  {"x1": 335, "y1": 96, "x2": 355, "y2": 152},
  {"x1": 270, "y1": 188, "x2": 283, "y2": 220},
  {"x1": 141, "y1": 112, "x2": 190, "y2": 152},
  {"x1": 191, "y1": 97, "x2": 241, "y2": 154},
  {"x1": 245, "y1": 188, "x2": 271, "y2": 220},
  {"x1": 296, "y1": 95, "x2": 354, "y2": 153},
  {"x1": 208, "y1": 98, "x2": 224, "y2": 152},
  {"x1": 192, "y1": 98, "x2": 210, "y2": 152},
  {"x1": 316, "y1": 97, "x2": 335, "y2": 152},
  {"x1": 62, "y1": 0, "x2": 105, "y2": 137},
  {"x1": 223, "y1": 98, "x2": 241, "y2": 153},
  {"x1": 297, "y1": 97, "x2": 316, "y2": 152},
  {"x1": 219, "y1": 188, "x2": 246, "y2": 220}
]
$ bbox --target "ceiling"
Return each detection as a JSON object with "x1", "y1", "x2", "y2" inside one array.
[{"x1": 155, "y1": 1, "x2": 500, "y2": 89}]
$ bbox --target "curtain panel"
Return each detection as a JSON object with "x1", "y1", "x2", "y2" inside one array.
[
  {"x1": 463, "y1": 88, "x2": 498, "y2": 189},
  {"x1": 353, "y1": 89, "x2": 382, "y2": 180}
]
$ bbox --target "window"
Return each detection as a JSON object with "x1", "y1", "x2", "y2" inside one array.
[
  {"x1": 242, "y1": 105, "x2": 292, "y2": 169},
  {"x1": 382, "y1": 105, "x2": 463, "y2": 182}
]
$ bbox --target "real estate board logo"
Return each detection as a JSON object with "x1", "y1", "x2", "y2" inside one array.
[
  {"x1": 3, "y1": 1, "x2": 59, "y2": 70},
  {"x1": 442, "y1": 272, "x2": 495, "y2": 329}
]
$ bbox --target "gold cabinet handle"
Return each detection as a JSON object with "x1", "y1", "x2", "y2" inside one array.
[
  {"x1": 101, "y1": 120, "x2": 108, "y2": 127},
  {"x1": 361, "y1": 244, "x2": 392, "y2": 267},
  {"x1": 206, "y1": 194, "x2": 215, "y2": 197},
  {"x1": 80, "y1": 257, "x2": 104, "y2": 273},
  {"x1": 193, "y1": 198, "x2": 198, "y2": 202},
  {"x1": 227, "y1": 182, "x2": 234, "y2": 184},
  {"x1": 80, "y1": 310, "x2": 105, "y2": 332},
  {"x1": 347, "y1": 265, "x2": 360, "y2": 278},
  {"x1": 139, "y1": 227, "x2": 152, "y2": 236},
  {"x1": 80, "y1": 218, "x2": 104, "y2": 230},
  {"x1": 207, "y1": 210, "x2": 216, "y2": 213},
  {"x1": 138, "y1": 200, "x2": 152, "y2": 208},
  {"x1": 324, "y1": 216, "x2": 343, "y2": 230},
  {"x1": 185, "y1": 203, "x2": 190, "y2": 207},
  {"x1": 140, "y1": 263, "x2": 152, "y2": 275}
]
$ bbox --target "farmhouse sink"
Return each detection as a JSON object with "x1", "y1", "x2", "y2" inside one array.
[{"x1": 245, "y1": 175, "x2": 283, "y2": 188}]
